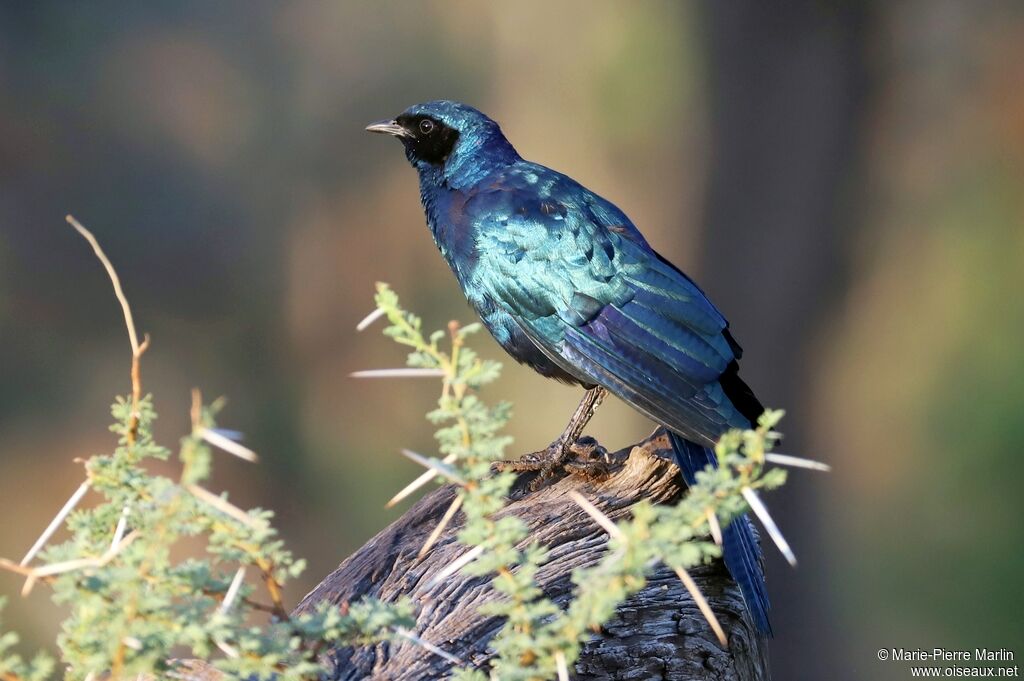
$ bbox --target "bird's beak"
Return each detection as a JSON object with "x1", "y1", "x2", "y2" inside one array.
[{"x1": 365, "y1": 119, "x2": 412, "y2": 139}]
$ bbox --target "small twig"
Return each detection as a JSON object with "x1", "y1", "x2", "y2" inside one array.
[
  {"x1": 418, "y1": 494, "x2": 463, "y2": 559},
  {"x1": 20, "y1": 480, "x2": 91, "y2": 566},
  {"x1": 0, "y1": 559, "x2": 36, "y2": 577},
  {"x1": 190, "y1": 388, "x2": 203, "y2": 430},
  {"x1": 66, "y1": 215, "x2": 139, "y2": 355},
  {"x1": 568, "y1": 491, "x2": 625, "y2": 541},
  {"x1": 673, "y1": 566, "x2": 728, "y2": 647},
  {"x1": 256, "y1": 561, "x2": 290, "y2": 621},
  {"x1": 66, "y1": 215, "x2": 149, "y2": 443}
]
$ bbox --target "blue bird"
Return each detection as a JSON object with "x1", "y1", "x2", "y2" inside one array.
[{"x1": 367, "y1": 100, "x2": 772, "y2": 636}]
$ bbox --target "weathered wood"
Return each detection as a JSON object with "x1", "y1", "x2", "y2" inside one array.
[{"x1": 295, "y1": 429, "x2": 769, "y2": 680}]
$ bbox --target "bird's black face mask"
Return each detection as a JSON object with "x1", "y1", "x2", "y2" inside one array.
[{"x1": 392, "y1": 114, "x2": 460, "y2": 167}]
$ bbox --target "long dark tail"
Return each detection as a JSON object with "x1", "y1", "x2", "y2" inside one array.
[{"x1": 668, "y1": 431, "x2": 772, "y2": 636}]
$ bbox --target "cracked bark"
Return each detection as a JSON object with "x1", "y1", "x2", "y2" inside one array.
[{"x1": 293, "y1": 429, "x2": 770, "y2": 680}]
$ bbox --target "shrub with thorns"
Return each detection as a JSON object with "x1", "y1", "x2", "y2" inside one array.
[{"x1": 0, "y1": 220, "x2": 825, "y2": 681}]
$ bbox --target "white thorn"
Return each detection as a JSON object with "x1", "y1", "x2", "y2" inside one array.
[
  {"x1": 207, "y1": 428, "x2": 245, "y2": 442},
  {"x1": 219, "y1": 567, "x2": 246, "y2": 614},
  {"x1": 568, "y1": 491, "x2": 625, "y2": 541},
  {"x1": 765, "y1": 452, "x2": 831, "y2": 472},
  {"x1": 706, "y1": 508, "x2": 723, "y2": 546},
  {"x1": 419, "y1": 495, "x2": 463, "y2": 559},
  {"x1": 186, "y1": 484, "x2": 259, "y2": 528},
  {"x1": 428, "y1": 545, "x2": 484, "y2": 586},
  {"x1": 214, "y1": 640, "x2": 239, "y2": 658},
  {"x1": 28, "y1": 529, "x2": 141, "y2": 580},
  {"x1": 400, "y1": 449, "x2": 467, "y2": 486},
  {"x1": 555, "y1": 651, "x2": 570, "y2": 681},
  {"x1": 110, "y1": 505, "x2": 130, "y2": 551},
  {"x1": 356, "y1": 307, "x2": 387, "y2": 332},
  {"x1": 673, "y1": 566, "x2": 728, "y2": 647},
  {"x1": 21, "y1": 481, "x2": 91, "y2": 566},
  {"x1": 350, "y1": 368, "x2": 447, "y2": 379},
  {"x1": 742, "y1": 487, "x2": 797, "y2": 567},
  {"x1": 395, "y1": 627, "x2": 464, "y2": 666},
  {"x1": 386, "y1": 454, "x2": 458, "y2": 508},
  {"x1": 200, "y1": 428, "x2": 259, "y2": 463}
]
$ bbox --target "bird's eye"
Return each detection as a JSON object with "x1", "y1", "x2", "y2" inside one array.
[{"x1": 419, "y1": 119, "x2": 435, "y2": 135}]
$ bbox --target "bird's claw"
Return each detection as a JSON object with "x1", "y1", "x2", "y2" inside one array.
[{"x1": 495, "y1": 436, "x2": 612, "y2": 481}]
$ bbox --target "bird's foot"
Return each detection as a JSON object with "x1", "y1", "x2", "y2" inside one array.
[
  {"x1": 496, "y1": 436, "x2": 613, "y2": 481},
  {"x1": 496, "y1": 440, "x2": 567, "y2": 476},
  {"x1": 561, "y1": 436, "x2": 615, "y2": 480}
]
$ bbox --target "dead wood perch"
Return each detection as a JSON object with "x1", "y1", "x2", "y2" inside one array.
[{"x1": 295, "y1": 429, "x2": 770, "y2": 680}]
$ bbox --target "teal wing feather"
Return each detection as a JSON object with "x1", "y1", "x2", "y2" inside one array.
[{"x1": 462, "y1": 169, "x2": 755, "y2": 445}]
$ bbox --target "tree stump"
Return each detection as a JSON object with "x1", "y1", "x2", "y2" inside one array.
[{"x1": 294, "y1": 429, "x2": 769, "y2": 680}]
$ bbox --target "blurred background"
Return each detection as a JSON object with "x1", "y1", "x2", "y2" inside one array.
[{"x1": 1, "y1": 1, "x2": 1022, "y2": 678}]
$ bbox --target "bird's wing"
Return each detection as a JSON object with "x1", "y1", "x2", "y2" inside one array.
[{"x1": 463, "y1": 176, "x2": 756, "y2": 445}]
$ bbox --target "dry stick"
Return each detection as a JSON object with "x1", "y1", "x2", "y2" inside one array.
[
  {"x1": 66, "y1": 215, "x2": 149, "y2": 444},
  {"x1": 0, "y1": 560, "x2": 35, "y2": 578},
  {"x1": 255, "y1": 560, "x2": 290, "y2": 621},
  {"x1": 190, "y1": 387, "x2": 204, "y2": 430}
]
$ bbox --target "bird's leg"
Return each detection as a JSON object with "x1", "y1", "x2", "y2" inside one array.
[
  {"x1": 501, "y1": 386, "x2": 609, "y2": 473},
  {"x1": 557, "y1": 385, "x2": 608, "y2": 450}
]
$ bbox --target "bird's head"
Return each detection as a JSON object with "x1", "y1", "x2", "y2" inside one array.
[{"x1": 366, "y1": 100, "x2": 519, "y2": 187}]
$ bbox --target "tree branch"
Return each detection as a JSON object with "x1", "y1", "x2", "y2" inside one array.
[{"x1": 295, "y1": 430, "x2": 769, "y2": 681}]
